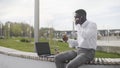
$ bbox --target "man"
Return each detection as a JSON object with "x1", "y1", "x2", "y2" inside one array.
[{"x1": 55, "y1": 9, "x2": 97, "y2": 68}]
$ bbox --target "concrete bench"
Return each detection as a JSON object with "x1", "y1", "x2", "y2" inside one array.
[
  {"x1": 42, "y1": 56, "x2": 120, "y2": 68},
  {"x1": 42, "y1": 56, "x2": 120, "y2": 65}
]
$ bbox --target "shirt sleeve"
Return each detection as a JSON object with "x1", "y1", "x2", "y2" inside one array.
[
  {"x1": 67, "y1": 39, "x2": 78, "y2": 48},
  {"x1": 78, "y1": 23, "x2": 97, "y2": 39}
]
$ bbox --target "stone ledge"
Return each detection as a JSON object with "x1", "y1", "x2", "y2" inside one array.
[{"x1": 0, "y1": 46, "x2": 120, "y2": 65}]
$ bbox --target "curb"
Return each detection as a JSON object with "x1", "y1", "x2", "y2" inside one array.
[{"x1": 0, "y1": 46, "x2": 54, "y2": 62}]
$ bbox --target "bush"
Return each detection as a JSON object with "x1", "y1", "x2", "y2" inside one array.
[
  {"x1": 57, "y1": 40, "x2": 63, "y2": 42},
  {"x1": 0, "y1": 36, "x2": 5, "y2": 39},
  {"x1": 20, "y1": 38, "x2": 31, "y2": 43}
]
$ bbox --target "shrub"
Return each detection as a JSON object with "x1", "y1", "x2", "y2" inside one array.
[
  {"x1": 57, "y1": 40, "x2": 63, "y2": 42},
  {"x1": 0, "y1": 36, "x2": 4, "y2": 39},
  {"x1": 20, "y1": 38, "x2": 31, "y2": 43}
]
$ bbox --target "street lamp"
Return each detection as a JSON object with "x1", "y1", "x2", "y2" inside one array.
[
  {"x1": 34, "y1": 0, "x2": 39, "y2": 43},
  {"x1": 7, "y1": 23, "x2": 10, "y2": 38},
  {"x1": 0, "y1": 23, "x2": 2, "y2": 37},
  {"x1": 107, "y1": 25, "x2": 109, "y2": 43},
  {"x1": 34, "y1": 0, "x2": 39, "y2": 52},
  {"x1": 21, "y1": 31, "x2": 23, "y2": 37}
]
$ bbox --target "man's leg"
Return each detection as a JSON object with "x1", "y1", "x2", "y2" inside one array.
[
  {"x1": 54, "y1": 50, "x2": 77, "y2": 68},
  {"x1": 66, "y1": 50, "x2": 95, "y2": 68}
]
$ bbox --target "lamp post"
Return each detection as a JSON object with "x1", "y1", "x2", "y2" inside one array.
[
  {"x1": 8, "y1": 23, "x2": 10, "y2": 38},
  {"x1": 34, "y1": 0, "x2": 39, "y2": 52},
  {"x1": 107, "y1": 25, "x2": 109, "y2": 43},
  {"x1": 21, "y1": 31, "x2": 23, "y2": 37},
  {"x1": 0, "y1": 23, "x2": 2, "y2": 37},
  {"x1": 72, "y1": 21, "x2": 75, "y2": 39}
]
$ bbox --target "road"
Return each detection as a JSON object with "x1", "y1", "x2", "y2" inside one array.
[
  {"x1": 0, "y1": 54, "x2": 56, "y2": 68},
  {"x1": 0, "y1": 54, "x2": 120, "y2": 68}
]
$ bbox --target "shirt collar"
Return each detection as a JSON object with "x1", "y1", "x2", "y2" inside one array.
[{"x1": 81, "y1": 20, "x2": 89, "y2": 28}]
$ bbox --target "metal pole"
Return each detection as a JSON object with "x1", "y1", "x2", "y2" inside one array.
[
  {"x1": 72, "y1": 21, "x2": 75, "y2": 39},
  {"x1": 34, "y1": 0, "x2": 39, "y2": 52},
  {"x1": 8, "y1": 23, "x2": 10, "y2": 38},
  {"x1": 72, "y1": 21, "x2": 74, "y2": 39},
  {"x1": 108, "y1": 28, "x2": 110, "y2": 43},
  {"x1": 0, "y1": 24, "x2": 2, "y2": 37},
  {"x1": 107, "y1": 26, "x2": 109, "y2": 43}
]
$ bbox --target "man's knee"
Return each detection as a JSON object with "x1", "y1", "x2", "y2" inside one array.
[
  {"x1": 54, "y1": 54, "x2": 63, "y2": 62},
  {"x1": 66, "y1": 63, "x2": 73, "y2": 68},
  {"x1": 66, "y1": 62, "x2": 77, "y2": 68}
]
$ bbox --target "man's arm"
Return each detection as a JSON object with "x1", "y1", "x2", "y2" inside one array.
[
  {"x1": 67, "y1": 39, "x2": 78, "y2": 48},
  {"x1": 62, "y1": 35, "x2": 78, "y2": 48}
]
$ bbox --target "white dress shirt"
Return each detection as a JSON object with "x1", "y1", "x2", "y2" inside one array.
[{"x1": 67, "y1": 20, "x2": 97, "y2": 50}]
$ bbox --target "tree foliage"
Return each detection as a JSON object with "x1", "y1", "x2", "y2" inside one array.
[{"x1": 2, "y1": 21, "x2": 33, "y2": 38}]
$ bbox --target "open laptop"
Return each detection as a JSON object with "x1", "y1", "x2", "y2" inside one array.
[{"x1": 35, "y1": 42, "x2": 54, "y2": 57}]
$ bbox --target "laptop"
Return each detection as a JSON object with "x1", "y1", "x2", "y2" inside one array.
[{"x1": 35, "y1": 42, "x2": 54, "y2": 57}]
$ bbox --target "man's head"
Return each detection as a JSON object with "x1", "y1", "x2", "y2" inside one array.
[{"x1": 75, "y1": 9, "x2": 87, "y2": 25}]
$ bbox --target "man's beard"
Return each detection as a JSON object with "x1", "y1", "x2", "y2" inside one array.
[
  {"x1": 75, "y1": 20, "x2": 81, "y2": 25},
  {"x1": 75, "y1": 19, "x2": 85, "y2": 25}
]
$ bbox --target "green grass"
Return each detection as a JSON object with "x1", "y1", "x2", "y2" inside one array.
[
  {"x1": 0, "y1": 37, "x2": 34, "y2": 52},
  {"x1": 0, "y1": 37, "x2": 120, "y2": 58},
  {"x1": 95, "y1": 51, "x2": 120, "y2": 58}
]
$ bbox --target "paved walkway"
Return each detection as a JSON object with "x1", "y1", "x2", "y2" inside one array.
[
  {"x1": 0, "y1": 54, "x2": 55, "y2": 68},
  {"x1": 0, "y1": 46, "x2": 37, "y2": 56},
  {"x1": 97, "y1": 40, "x2": 120, "y2": 47},
  {"x1": 0, "y1": 46, "x2": 39, "y2": 59},
  {"x1": 54, "y1": 38, "x2": 120, "y2": 47},
  {"x1": 1, "y1": 54, "x2": 119, "y2": 68}
]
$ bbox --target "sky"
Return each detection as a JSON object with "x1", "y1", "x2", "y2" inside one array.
[{"x1": 0, "y1": 0, "x2": 120, "y2": 30}]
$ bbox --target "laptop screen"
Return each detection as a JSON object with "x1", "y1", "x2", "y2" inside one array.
[{"x1": 35, "y1": 42, "x2": 51, "y2": 56}]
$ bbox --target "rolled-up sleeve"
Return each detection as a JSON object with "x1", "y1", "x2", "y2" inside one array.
[{"x1": 67, "y1": 39, "x2": 78, "y2": 48}]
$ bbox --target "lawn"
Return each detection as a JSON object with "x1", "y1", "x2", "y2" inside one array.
[
  {"x1": 0, "y1": 37, "x2": 120, "y2": 58},
  {"x1": 0, "y1": 37, "x2": 34, "y2": 52}
]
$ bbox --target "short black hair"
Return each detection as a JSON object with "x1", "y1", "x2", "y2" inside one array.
[{"x1": 75, "y1": 9, "x2": 86, "y2": 16}]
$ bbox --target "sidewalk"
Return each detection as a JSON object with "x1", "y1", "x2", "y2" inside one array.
[
  {"x1": 0, "y1": 46, "x2": 37, "y2": 57},
  {"x1": 0, "y1": 46, "x2": 40, "y2": 60},
  {"x1": 54, "y1": 38, "x2": 120, "y2": 47},
  {"x1": 97, "y1": 40, "x2": 120, "y2": 47}
]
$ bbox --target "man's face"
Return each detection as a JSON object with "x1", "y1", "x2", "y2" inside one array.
[
  {"x1": 74, "y1": 13, "x2": 83, "y2": 25},
  {"x1": 74, "y1": 13, "x2": 82, "y2": 25}
]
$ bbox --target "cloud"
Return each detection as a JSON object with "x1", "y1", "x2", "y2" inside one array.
[
  {"x1": 0, "y1": 0, "x2": 120, "y2": 30},
  {"x1": 40, "y1": 0, "x2": 120, "y2": 30},
  {"x1": 0, "y1": 0, "x2": 34, "y2": 25}
]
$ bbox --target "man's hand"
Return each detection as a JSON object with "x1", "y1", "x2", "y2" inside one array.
[{"x1": 62, "y1": 34, "x2": 68, "y2": 42}]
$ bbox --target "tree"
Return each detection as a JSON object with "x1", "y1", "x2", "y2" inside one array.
[
  {"x1": 39, "y1": 27, "x2": 54, "y2": 40},
  {"x1": 3, "y1": 21, "x2": 34, "y2": 37}
]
